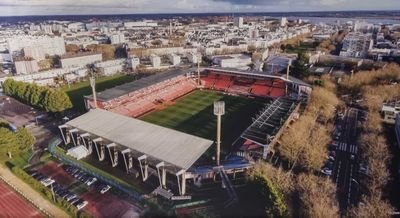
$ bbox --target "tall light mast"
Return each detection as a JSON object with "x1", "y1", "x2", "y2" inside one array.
[
  {"x1": 214, "y1": 101, "x2": 225, "y2": 166},
  {"x1": 89, "y1": 66, "x2": 97, "y2": 109}
]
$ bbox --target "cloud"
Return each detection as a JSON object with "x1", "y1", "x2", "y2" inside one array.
[{"x1": 0, "y1": 0, "x2": 398, "y2": 16}]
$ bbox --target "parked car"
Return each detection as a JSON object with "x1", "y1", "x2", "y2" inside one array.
[
  {"x1": 86, "y1": 177, "x2": 97, "y2": 186},
  {"x1": 100, "y1": 185, "x2": 111, "y2": 194},
  {"x1": 41, "y1": 178, "x2": 55, "y2": 187},
  {"x1": 77, "y1": 201, "x2": 88, "y2": 210},
  {"x1": 321, "y1": 160, "x2": 334, "y2": 176},
  {"x1": 359, "y1": 163, "x2": 368, "y2": 175},
  {"x1": 66, "y1": 194, "x2": 77, "y2": 202}
]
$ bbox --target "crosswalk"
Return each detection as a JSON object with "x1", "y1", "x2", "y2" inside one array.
[{"x1": 337, "y1": 142, "x2": 358, "y2": 154}]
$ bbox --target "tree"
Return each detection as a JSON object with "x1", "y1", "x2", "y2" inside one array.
[
  {"x1": 292, "y1": 51, "x2": 310, "y2": 78},
  {"x1": 65, "y1": 44, "x2": 80, "y2": 54},
  {"x1": 350, "y1": 195, "x2": 394, "y2": 218},
  {"x1": 87, "y1": 44, "x2": 116, "y2": 61},
  {"x1": 297, "y1": 174, "x2": 339, "y2": 218},
  {"x1": 43, "y1": 89, "x2": 72, "y2": 113},
  {"x1": 15, "y1": 128, "x2": 36, "y2": 151},
  {"x1": 243, "y1": 173, "x2": 287, "y2": 217}
]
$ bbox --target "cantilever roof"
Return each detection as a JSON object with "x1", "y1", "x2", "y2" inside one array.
[
  {"x1": 205, "y1": 67, "x2": 311, "y2": 87},
  {"x1": 66, "y1": 109, "x2": 213, "y2": 169},
  {"x1": 92, "y1": 68, "x2": 194, "y2": 102}
]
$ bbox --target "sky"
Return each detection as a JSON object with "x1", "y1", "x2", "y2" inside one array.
[{"x1": 0, "y1": 0, "x2": 399, "y2": 16}]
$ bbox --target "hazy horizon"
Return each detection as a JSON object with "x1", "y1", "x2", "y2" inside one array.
[{"x1": 1, "y1": 0, "x2": 399, "y2": 17}]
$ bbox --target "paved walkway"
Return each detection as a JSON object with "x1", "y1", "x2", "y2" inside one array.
[{"x1": 0, "y1": 166, "x2": 69, "y2": 218}]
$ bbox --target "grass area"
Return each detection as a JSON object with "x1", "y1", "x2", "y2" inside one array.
[
  {"x1": 62, "y1": 74, "x2": 137, "y2": 112},
  {"x1": 140, "y1": 90, "x2": 267, "y2": 156},
  {"x1": 5, "y1": 149, "x2": 32, "y2": 169}
]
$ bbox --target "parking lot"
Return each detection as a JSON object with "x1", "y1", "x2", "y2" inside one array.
[{"x1": 27, "y1": 161, "x2": 141, "y2": 217}]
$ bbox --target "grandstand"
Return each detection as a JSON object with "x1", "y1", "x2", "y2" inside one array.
[
  {"x1": 85, "y1": 68, "x2": 311, "y2": 119},
  {"x1": 202, "y1": 67, "x2": 311, "y2": 99},
  {"x1": 235, "y1": 97, "x2": 300, "y2": 159},
  {"x1": 59, "y1": 109, "x2": 213, "y2": 196}
]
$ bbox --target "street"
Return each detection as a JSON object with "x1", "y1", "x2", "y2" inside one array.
[{"x1": 332, "y1": 108, "x2": 360, "y2": 212}]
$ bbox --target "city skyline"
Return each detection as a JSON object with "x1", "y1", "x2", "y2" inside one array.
[{"x1": 0, "y1": 0, "x2": 399, "y2": 16}]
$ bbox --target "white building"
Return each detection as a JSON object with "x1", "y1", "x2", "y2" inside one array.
[
  {"x1": 381, "y1": 101, "x2": 400, "y2": 124},
  {"x1": 94, "y1": 59, "x2": 125, "y2": 76},
  {"x1": 67, "y1": 22, "x2": 85, "y2": 32},
  {"x1": 234, "y1": 17, "x2": 244, "y2": 28},
  {"x1": 14, "y1": 58, "x2": 39, "y2": 74},
  {"x1": 61, "y1": 52, "x2": 102, "y2": 69},
  {"x1": 124, "y1": 21, "x2": 158, "y2": 28},
  {"x1": 168, "y1": 53, "x2": 181, "y2": 66},
  {"x1": 212, "y1": 54, "x2": 252, "y2": 68},
  {"x1": 150, "y1": 54, "x2": 161, "y2": 67},
  {"x1": 24, "y1": 46, "x2": 46, "y2": 61},
  {"x1": 130, "y1": 56, "x2": 140, "y2": 69},
  {"x1": 110, "y1": 33, "x2": 126, "y2": 45},
  {"x1": 187, "y1": 52, "x2": 201, "y2": 64},
  {"x1": 8, "y1": 36, "x2": 66, "y2": 58},
  {"x1": 340, "y1": 33, "x2": 373, "y2": 58},
  {"x1": 281, "y1": 17, "x2": 288, "y2": 27}
]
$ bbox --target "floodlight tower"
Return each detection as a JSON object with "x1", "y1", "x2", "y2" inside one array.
[
  {"x1": 214, "y1": 101, "x2": 225, "y2": 166},
  {"x1": 89, "y1": 65, "x2": 97, "y2": 109},
  {"x1": 90, "y1": 76, "x2": 97, "y2": 109},
  {"x1": 285, "y1": 59, "x2": 292, "y2": 95}
]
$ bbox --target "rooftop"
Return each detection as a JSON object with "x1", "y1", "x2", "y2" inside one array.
[
  {"x1": 61, "y1": 52, "x2": 102, "y2": 59},
  {"x1": 66, "y1": 109, "x2": 213, "y2": 170}
]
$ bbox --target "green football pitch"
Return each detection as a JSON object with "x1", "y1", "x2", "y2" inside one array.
[{"x1": 140, "y1": 90, "x2": 267, "y2": 153}]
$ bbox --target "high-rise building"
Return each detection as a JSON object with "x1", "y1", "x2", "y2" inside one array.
[
  {"x1": 14, "y1": 57, "x2": 39, "y2": 74},
  {"x1": 110, "y1": 33, "x2": 126, "y2": 45},
  {"x1": 234, "y1": 17, "x2": 244, "y2": 28},
  {"x1": 281, "y1": 17, "x2": 288, "y2": 27},
  {"x1": 8, "y1": 36, "x2": 66, "y2": 59},
  {"x1": 24, "y1": 46, "x2": 46, "y2": 61}
]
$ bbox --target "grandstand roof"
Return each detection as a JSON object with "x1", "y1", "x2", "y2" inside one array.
[
  {"x1": 92, "y1": 68, "x2": 193, "y2": 102},
  {"x1": 204, "y1": 67, "x2": 311, "y2": 87},
  {"x1": 66, "y1": 109, "x2": 213, "y2": 170},
  {"x1": 241, "y1": 98, "x2": 298, "y2": 146}
]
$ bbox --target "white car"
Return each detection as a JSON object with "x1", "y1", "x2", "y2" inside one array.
[
  {"x1": 100, "y1": 185, "x2": 111, "y2": 194},
  {"x1": 321, "y1": 168, "x2": 332, "y2": 176},
  {"x1": 86, "y1": 177, "x2": 97, "y2": 186},
  {"x1": 77, "y1": 201, "x2": 88, "y2": 210},
  {"x1": 41, "y1": 178, "x2": 55, "y2": 187}
]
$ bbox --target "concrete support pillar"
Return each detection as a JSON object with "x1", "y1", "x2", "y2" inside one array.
[
  {"x1": 176, "y1": 169, "x2": 186, "y2": 196},
  {"x1": 80, "y1": 133, "x2": 92, "y2": 154},
  {"x1": 122, "y1": 149, "x2": 132, "y2": 173},
  {"x1": 106, "y1": 143, "x2": 118, "y2": 167},
  {"x1": 58, "y1": 125, "x2": 68, "y2": 145},
  {"x1": 156, "y1": 162, "x2": 166, "y2": 188},
  {"x1": 69, "y1": 129, "x2": 79, "y2": 146},
  {"x1": 93, "y1": 138, "x2": 105, "y2": 161},
  {"x1": 138, "y1": 155, "x2": 148, "y2": 181}
]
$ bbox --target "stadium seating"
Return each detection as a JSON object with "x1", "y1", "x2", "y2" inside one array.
[
  {"x1": 201, "y1": 72, "x2": 287, "y2": 98},
  {"x1": 109, "y1": 75, "x2": 197, "y2": 118}
]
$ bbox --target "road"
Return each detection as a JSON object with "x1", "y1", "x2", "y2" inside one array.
[{"x1": 332, "y1": 108, "x2": 360, "y2": 212}]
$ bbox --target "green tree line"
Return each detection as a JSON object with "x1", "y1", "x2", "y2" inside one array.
[
  {"x1": 0, "y1": 121, "x2": 35, "y2": 162},
  {"x1": 2, "y1": 79, "x2": 72, "y2": 113}
]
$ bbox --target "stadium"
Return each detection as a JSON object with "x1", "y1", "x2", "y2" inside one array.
[{"x1": 58, "y1": 67, "x2": 311, "y2": 202}]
